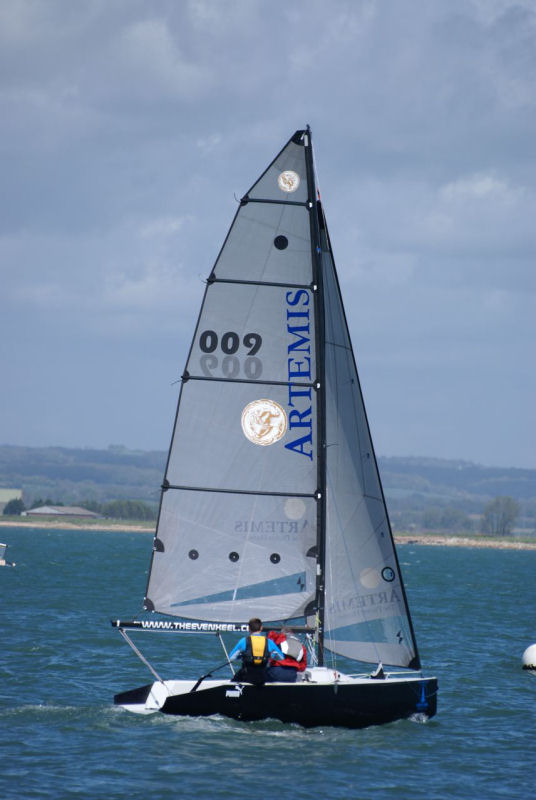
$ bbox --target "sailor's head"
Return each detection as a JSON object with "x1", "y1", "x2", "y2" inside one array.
[{"x1": 248, "y1": 617, "x2": 262, "y2": 632}]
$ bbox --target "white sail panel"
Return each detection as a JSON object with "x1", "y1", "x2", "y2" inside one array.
[
  {"x1": 321, "y1": 246, "x2": 418, "y2": 668},
  {"x1": 146, "y1": 489, "x2": 317, "y2": 622},
  {"x1": 166, "y1": 380, "x2": 317, "y2": 495},
  {"x1": 186, "y1": 284, "x2": 316, "y2": 386},
  {"x1": 246, "y1": 134, "x2": 309, "y2": 203},
  {"x1": 214, "y1": 203, "x2": 312, "y2": 285}
]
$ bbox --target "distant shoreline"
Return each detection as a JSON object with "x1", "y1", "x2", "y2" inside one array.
[
  {"x1": 1, "y1": 518, "x2": 536, "y2": 549},
  {"x1": 0, "y1": 519, "x2": 154, "y2": 533},
  {"x1": 394, "y1": 534, "x2": 536, "y2": 550}
]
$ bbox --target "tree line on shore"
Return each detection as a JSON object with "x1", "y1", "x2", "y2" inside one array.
[
  {"x1": 390, "y1": 495, "x2": 524, "y2": 536},
  {"x1": 2, "y1": 494, "x2": 524, "y2": 535},
  {"x1": 1, "y1": 448, "x2": 535, "y2": 533},
  {"x1": 2, "y1": 497, "x2": 156, "y2": 521}
]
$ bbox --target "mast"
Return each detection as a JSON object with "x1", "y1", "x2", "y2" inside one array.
[{"x1": 304, "y1": 126, "x2": 327, "y2": 665}]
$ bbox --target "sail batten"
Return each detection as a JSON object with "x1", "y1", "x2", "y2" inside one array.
[
  {"x1": 242, "y1": 198, "x2": 310, "y2": 208},
  {"x1": 212, "y1": 279, "x2": 314, "y2": 289},
  {"x1": 183, "y1": 376, "x2": 315, "y2": 388},
  {"x1": 163, "y1": 485, "x2": 316, "y2": 499}
]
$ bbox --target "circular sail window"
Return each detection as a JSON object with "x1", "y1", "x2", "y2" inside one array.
[{"x1": 360, "y1": 567, "x2": 381, "y2": 589}]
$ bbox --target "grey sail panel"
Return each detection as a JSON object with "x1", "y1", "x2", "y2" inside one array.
[
  {"x1": 146, "y1": 130, "x2": 319, "y2": 623},
  {"x1": 320, "y1": 243, "x2": 418, "y2": 668},
  {"x1": 146, "y1": 489, "x2": 317, "y2": 621}
]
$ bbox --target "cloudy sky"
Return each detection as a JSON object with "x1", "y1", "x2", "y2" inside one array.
[{"x1": 1, "y1": 0, "x2": 535, "y2": 469}]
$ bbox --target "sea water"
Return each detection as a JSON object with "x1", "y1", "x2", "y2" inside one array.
[{"x1": 0, "y1": 526, "x2": 534, "y2": 800}]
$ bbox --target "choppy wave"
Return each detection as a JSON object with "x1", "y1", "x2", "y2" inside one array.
[{"x1": 1, "y1": 527, "x2": 535, "y2": 800}]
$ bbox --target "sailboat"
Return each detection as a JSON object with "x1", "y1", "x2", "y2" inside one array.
[
  {"x1": 112, "y1": 127, "x2": 438, "y2": 728},
  {"x1": 0, "y1": 543, "x2": 15, "y2": 567}
]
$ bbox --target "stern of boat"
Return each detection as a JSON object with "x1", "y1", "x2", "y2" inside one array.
[{"x1": 114, "y1": 682, "x2": 170, "y2": 714}]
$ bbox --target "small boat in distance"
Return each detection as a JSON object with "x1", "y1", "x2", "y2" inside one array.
[
  {"x1": 112, "y1": 127, "x2": 438, "y2": 728},
  {"x1": 0, "y1": 543, "x2": 15, "y2": 567}
]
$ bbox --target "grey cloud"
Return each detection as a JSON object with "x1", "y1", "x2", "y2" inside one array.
[{"x1": 1, "y1": 0, "x2": 535, "y2": 467}]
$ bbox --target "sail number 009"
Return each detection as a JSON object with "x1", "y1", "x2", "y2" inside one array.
[{"x1": 198, "y1": 330, "x2": 263, "y2": 379}]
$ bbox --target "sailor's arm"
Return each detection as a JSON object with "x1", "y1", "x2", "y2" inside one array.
[
  {"x1": 267, "y1": 640, "x2": 285, "y2": 661},
  {"x1": 228, "y1": 636, "x2": 246, "y2": 660}
]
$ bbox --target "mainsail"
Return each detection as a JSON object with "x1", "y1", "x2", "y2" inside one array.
[{"x1": 144, "y1": 128, "x2": 420, "y2": 669}]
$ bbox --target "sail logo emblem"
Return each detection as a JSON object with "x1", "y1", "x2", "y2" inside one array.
[
  {"x1": 277, "y1": 170, "x2": 300, "y2": 193},
  {"x1": 241, "y1": 399, "x2": 288, "y2": 446}
]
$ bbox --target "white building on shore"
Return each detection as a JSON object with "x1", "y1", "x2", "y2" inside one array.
[{"x1": 22, "y1": 505, "x2": 101, "y2": 519}]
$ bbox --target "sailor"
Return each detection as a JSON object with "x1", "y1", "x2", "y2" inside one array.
[
  {"x1": 229, "y1": 617, "x2": 284, "y2": 685},
  {"x1": 265, "y1": 629, "x2": 307, "y2": 683}
]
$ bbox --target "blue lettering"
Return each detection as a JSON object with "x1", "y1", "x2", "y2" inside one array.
[
  {"x1": 288, "y1": 356, "x2": 311, "y2": 379},
  {"x1": 288, "y1": 407, "x2": 312, "y2": 428},
  {"x1": 286, "y1": 289, "x2": 310, "y2": 307},
  {"x1": 285, "y1": 289, "x2": 313, "y2": 460},
  {"x1": 285, "y1": 433, "x2": 313, "y2": 458},
  {"x1": 287, "y1": 322, "x2": 311, "y2": 354},
  {"x1": 288, "y1": 384, "x2": 312, "y2": 408}
]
